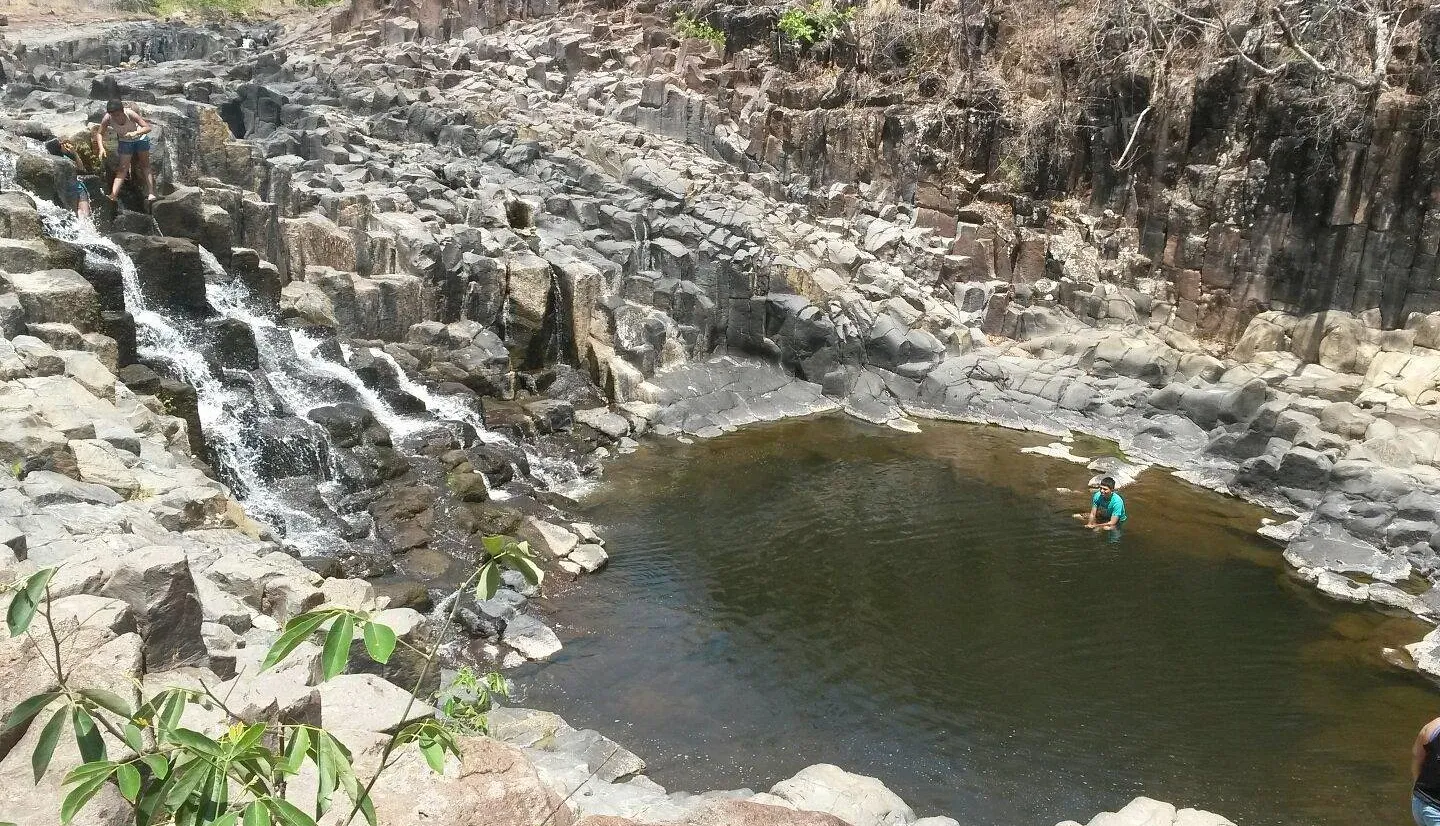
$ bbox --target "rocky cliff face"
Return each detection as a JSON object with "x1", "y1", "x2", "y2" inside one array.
[
  {"x1": 0, "y1": 5, "x2": 1429, "y2": 824},
  {"x1": 359, "y1": 0, "x2": 1440, "y2": 345}
]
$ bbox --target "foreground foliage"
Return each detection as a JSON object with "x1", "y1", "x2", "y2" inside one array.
[{"x1": 0, "y1": 537, "x2": 543, "y2": 826}]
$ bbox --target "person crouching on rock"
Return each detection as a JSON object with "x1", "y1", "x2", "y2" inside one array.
[
  {"x1": 1084, "y1": 476, "x2": 1127, "y2": 533},
  {"x1": 95, "y1": 97, "x2": 155, "y2": 205},
  {"x1": 45, "y1": 132, "x2": 101, "y2": 219}
]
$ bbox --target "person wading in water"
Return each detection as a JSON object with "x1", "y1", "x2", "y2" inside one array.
[
  {"x1": 1083, "y1": 476, "x2": 1127, "y2": 532},
  {"x1": 1412, "y1": 717, "x2": 1440, "y2": 824},
  {"x1": 94, "y1": 98, "x2": 155, "y2": 205}
]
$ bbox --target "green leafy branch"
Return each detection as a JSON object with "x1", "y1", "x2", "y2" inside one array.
[{"x1": 1, "y1": 534, "x2": 544, "y2": 826}]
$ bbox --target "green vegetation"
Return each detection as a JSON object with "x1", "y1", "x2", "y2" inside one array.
[
  {"x1": 674, "y1": 13, "x2": 726, "y2": 48},
  {"x1": 437, "y1": 667, "x2": 509, "y2": 735},
  {"x1": 777, "y1": 1, "x2": 854, "y2": 45},
  {"x1": 119, "y1": 0, "x2": 341, "y2": 20},
  {"x1": 0, "y1": 536, "x2": 543, "y2": 826}
]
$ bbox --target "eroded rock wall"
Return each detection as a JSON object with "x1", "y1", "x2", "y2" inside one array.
[{"x1": 411, "y1": 0, "x2": 1440, "y2": 344}]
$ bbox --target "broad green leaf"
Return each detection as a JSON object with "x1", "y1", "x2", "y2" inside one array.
[
  {"x1": 280, "y1": 727, "x2": 309, "y2": 775},
  {"x1": 155, "y1": 690, "x2": 188, "y2": 740},
  {"x1": 136, "y1": 775, "x2": 168, "y2": 825},
  {"x1": 164, "y1": 758, "x2": 211, "y2": 808},
  {"x1": 362, "y1": 621, "x2": 396, "y2": 664},
  {"x1": 6, "y1": 567, "x2": 55, "y2": 637},
  {"x1": 31, "y1": 706, "x2": 67, "y2": 782},
  {"x1": 480, "y1": 535, "x2": 506, "y2": 558},
  {"x1": 419, "y1": 738, "x2": 445, "y2": 773},
  {"x1": 231, "y1": 723, "x2": 267, "y2": 754},
  {"x1": 484, "y1": 671, "x2": 509, "y2": 696},
  {"x1": 475, "y1": 560, "x2": 501, "y2": 601},
  {"x1": 122, "y1": 723, "x2": 144, "y2": 753},
  {"x1": 168, "y1": 728, "x2": 223, "y2": 759},
  {"x1": 59, "y1": 772, "x2": 111, "y2": 824},
  {"x1": 338, "y1": 772, "x2": 377, "y2": 826},
  {"x1": 204, "y1": 764, "x2": 228, "y2": 821},
  {"x1": 140, "y1": 753, "x2": 169, "y2": 780},
  {"x1": 211, "y1": 813, "x2": 239, "y2": 826},
  {"x1": 71, "y1": 708, "x2": 105, "y2": 763},
  {"x1": 265, "y1": 797, "x2": 320, "y2": 826},
  {"x1": 78, "y1": 688, "x2": 134, "y2": 719},
  {"x1": 116, "y1": 763, "x2": 141, "y2": 803},
  {"x1": 4, "y1": 691, "x2": 61, "y2": 731},
  {"x1": 63, "y1": 760, "x2": 117, "y2": 785},
  {"x1": 506, "y1": 553, "x2": 544, "y2": 587},
  {"x1": 242, "y1": 801, "x2": 272, "y2": 826},
  {"x1": 319, "y1": 613, "x2": 354, "y2": 682},
  {"x1": 313, "y1": 731, "x2": 336, "y2": 815},
  {"x1": 259, "y1": 611, "x2": 332, "y2": 672}
]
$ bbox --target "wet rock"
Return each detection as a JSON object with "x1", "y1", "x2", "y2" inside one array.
[
  {"x1": 518, "y1": 516, "x2": 579, "y2": 557},
  {"x1": 502, "y1": 613, "x2": 562, "y2": 660},
  {"x1": 307, "y1": 402, "x2": 376, "y2": 448},
  {"x1": 111, "y1": 234, "x2": 209, "y2": 317}
]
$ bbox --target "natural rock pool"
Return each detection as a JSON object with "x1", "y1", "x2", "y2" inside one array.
[{"x1": 516, "y1": 417, "x2": 1435, "y2": 826}]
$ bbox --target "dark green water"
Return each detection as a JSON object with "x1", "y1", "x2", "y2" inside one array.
[{"x1": 516, "y1": 417, "x2": 1435, "y2": 826}]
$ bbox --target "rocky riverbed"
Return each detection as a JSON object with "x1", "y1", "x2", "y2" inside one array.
[{"x1": 0, "y1": 1, "x2": 1437, "y2": 823}]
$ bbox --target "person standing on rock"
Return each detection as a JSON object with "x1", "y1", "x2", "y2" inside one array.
[
  {"x1": 93, "y1": 98, "x2": 155, "y2": 206},
  {"x1": 1412, "y1": 717, "x2": 1440, "y2": 824},
  {"x1": 1084, "y1": 477, "x2": 1127, "y2": 532}
]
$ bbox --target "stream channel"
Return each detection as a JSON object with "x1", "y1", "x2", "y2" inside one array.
[{"x1": 515, "y1": 416, "x2": 1436, "y2": 826}]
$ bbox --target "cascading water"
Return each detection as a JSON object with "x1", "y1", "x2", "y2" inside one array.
[
  {"x1": 30, "y1": 204, "x2": 351, "y2": 553},
  {"x1": 7, "y1": 148, "x2": 588, "y2": 557},
  {"x1": 363, "y1": 346, "x2": 586, "y2": 493}
]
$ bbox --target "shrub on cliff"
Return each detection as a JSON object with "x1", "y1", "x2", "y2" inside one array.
[
  {"x1": 777, "y1": 1, "x2": 854, "y2": 45},
  {"x1": 0, "y1": 537, "x2": 543, "y2": 826},
  {"x1": 675, "y1": 13, "x2": 727, "y2": 47}
]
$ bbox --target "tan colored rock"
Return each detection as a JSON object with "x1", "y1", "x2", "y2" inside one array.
[
  {"x1": 281, "y1": 280, "x2": 340, "y2": 327},
  {"x1": 69, "y1": 438, "x2": 138, "y2": 493},
  {"x1": 688, "y1": 799, "x2": 854, "y2": 826},
  {"x1": 769, "y1": 764, "x2": 915, "y2": 826},
  {"x1": 346, "y1": 736, "x2": 576, "y2": 826}
]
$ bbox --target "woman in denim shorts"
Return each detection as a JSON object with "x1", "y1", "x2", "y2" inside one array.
[{"x1": 94, "y1": 98, "x2": 155, "y2": 204}]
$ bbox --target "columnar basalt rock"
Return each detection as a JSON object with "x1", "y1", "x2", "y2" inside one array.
[{"x1": 0, "y1": 9, "x2": 1435, "y2": 824}]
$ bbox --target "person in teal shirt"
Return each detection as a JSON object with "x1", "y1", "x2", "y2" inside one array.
[{"x1": 1085, "y1": 476, "x2": 1127, "y2": 531}]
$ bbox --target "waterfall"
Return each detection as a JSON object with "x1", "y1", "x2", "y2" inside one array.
[
  {"x1": 5, "y1": 148, "x2": 588, "y2": 555},
  {"x1": 365, "y1": 347, "x2": 487, "y2": 432},
  {"x1": 363, "y1": 346, "x2": 586, "y2": 493},
  {"x1": 29, "y1": 204, "x2": 357, "y2": 552}
]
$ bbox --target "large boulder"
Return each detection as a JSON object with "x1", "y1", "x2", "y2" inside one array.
[
  {"x1": 100, "y1": 545, "x2": 206, "y2": 670},
  {"x1": 1230, "y1": 316, "x2": 1289, "y2": 362},
  {"x1": 768, "y1": 764, "x2": 915, "y2": 826},
  {"x1": 151, "y1": 185, "x2": 233, "y2": 257},
  {"x1": 688, "y1": 800, "x2": 854, "y2": 826},
  {"x1": 1061, "y1": 796, "x2": 1236, "y2": 826},
  {"x1": 327, "y1": 736, "x2": 575, "y2": 826},
  {"x1": 1289, "y1": 312, "x2": 1366, "y2": 373},
  {"x1": 7, "y1": 269, "x2": 100, "y2": 331}
]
